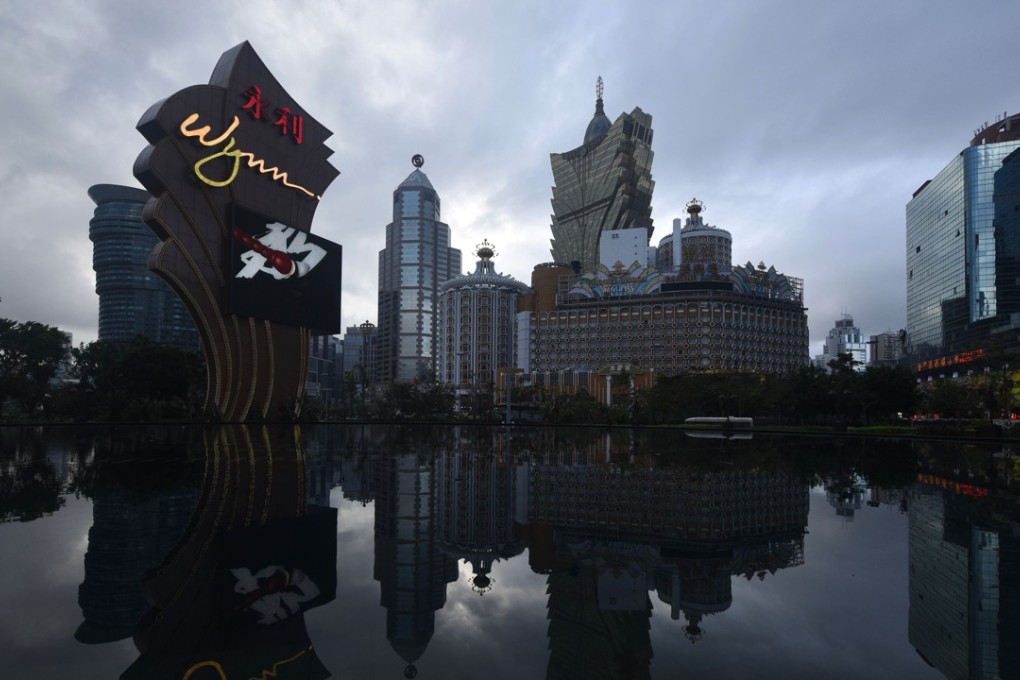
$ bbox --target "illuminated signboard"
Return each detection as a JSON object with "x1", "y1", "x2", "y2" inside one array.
[
  {"x1": 915, "y1": 348, "x2": 985, "y2": 373},
  {"x1": 229, "y1": 205, "x2": 341, "y2": 331},
  {"x1": 916, "y1": 473, "x2": 989, "y2": 497},
  {"x1": 134, "y1": 42, "x2": 342, "y2": 420},
  {"x1": 137, "y1": 42, "x2": 339, "y2": 231}
]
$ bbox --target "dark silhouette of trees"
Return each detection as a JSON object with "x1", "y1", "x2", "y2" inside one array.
[
  {"x1": 0, "y1": 317, "x2": 69, "y2": 416},
  {"x1": 0, "y1": 428, "x2": 69, "y2": 522},
  {"x1": 630, "y1": 359, "x2": 922, "y2": 428},
  {"x1": 859, "y1": 364, "x2": 919, "y2": 423},
  {"x1": 372, "y1": 381, "x2": 456, "y2": 420},
  {"x1": 549, "y1": 389, "x2": 603, "y2": 423},
  {"x1": 68, "y1": 337, "x2": 205, "y2": 421},
  {"x1": 922, "y1": 378, "x2": 977, "y2": 420}
]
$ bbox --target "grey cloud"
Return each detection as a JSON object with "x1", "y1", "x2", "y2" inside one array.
[{"x1": 2, "y1": 0, "x2": 1017, "y2": 352}]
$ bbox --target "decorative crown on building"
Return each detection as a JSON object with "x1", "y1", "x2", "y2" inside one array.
[{"x1": 476, "y1": 239, "x2": 497, "y2": 260}]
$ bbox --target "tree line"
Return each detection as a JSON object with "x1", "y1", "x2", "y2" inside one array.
[
  {"x1": 2, "y1": 312, "x2": 1014, "y2": 428},
  {"x1": 1, "y1": 316, "x2": 205, "y2": 421}
]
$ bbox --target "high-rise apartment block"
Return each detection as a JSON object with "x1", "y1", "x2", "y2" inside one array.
[
  {"x1": 906, "y1": 113, "x2": 1020, "y2": 367},
  {"x1": 306, "y1": 334, "x2": 342, "y2": 405},
  {"x1": 869, "y1": 331, "x2": 905, "y2": 367},
  {"x1": 816, "y1": 314, "x2": 867, "y2": 370},
  {"x1": 88, "y1": 184, "x2": 198, "y2": 349},
  {"x1": 342, "y1": 321, "x2": 377, "y2": 380},
  {"x1": 375, "y1": 159, "x2": 462, "y2": 383}
]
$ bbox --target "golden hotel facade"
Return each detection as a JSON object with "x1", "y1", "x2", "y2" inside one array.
[{"x1": 516, "y1": 259, "x2": 810, "y2": 384}]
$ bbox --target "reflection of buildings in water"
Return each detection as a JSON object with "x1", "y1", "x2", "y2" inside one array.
[
  {"x1": 823, "y1": 474, "x2": 868, "y2": 521},
  {"x1": 339, "y1": 452, "x2": 376, "y2": 506},
  {"x1": 119, "y1": 426, "x2": 337, "y2": 680},
  {"x1": 528, "y1": 463, "x2": 808, "y2": 544},
  {"x1": 73, "y1": 430, "x2": 203, "y2": 644},
  {"x1": 434, "y1": 432, "x2": 526, "y2": 595},
  {"x1": 301, "y1": 427, "x2": 346, "y2": 507},
  {"x1": 374, "y1": 449, "x2": 458, "y2": 676},
  {"x1": 523, "y1": 430, "x2": 639, "y2": 467},
  {"x1": 653, "y1": 551, "x2": 731, "y2": 643},
  {"x1": 1, "y1": 428, "x2": 83, "y2": 491},
  {"x1": 868, "y1": 485, "x2": 908, "y2": 511},
  {"x1": 528, "y1": 461, "x2": 807, "y2": 672},
  {"x1": 908, "y1": 480, "x2": 1020, "y2": 680},
  {"x1": 76, "y1": 485, "x2": 199, "y2": 643},
  {"x1": 1, "y1": 429, "x2": 93, "y2": 522},
  {"x1": 334, "y1": 424, "x2": 387, "y2": 505},
  {"x1": 545, "y1": 557, "x2": 654, "y2": 680}
]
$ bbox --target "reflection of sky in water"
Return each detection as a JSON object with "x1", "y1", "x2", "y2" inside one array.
[
  {"x1": 0, "y1": 497, "x2": 138, "y2": 677},
  {"x1": 3, "y1": 427, "x2": 995, "y2": 679},
  {"x1": 280, "y1": 491, "x2": 940, "y2": 679},
  {"x1": 646, "y1": 490, "x2": 922, "y2": 679}
]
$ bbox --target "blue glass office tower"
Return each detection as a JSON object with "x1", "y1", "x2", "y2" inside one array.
[
  {"x1": 994, "y1": 147, "x2": 1020, "y2": 319},
  {"x1": 905, "y1": 114, "x2": 1020, "y2": 362},
  {"x1": 376, "y1": 162, "x2": 462, "y2": 383},
  {"x1": 88, "y1": 184, "x2": 199, "y2": 349}
]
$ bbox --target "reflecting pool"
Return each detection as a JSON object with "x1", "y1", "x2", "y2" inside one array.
[{"x1": 1, "y1": 424, "x2": 1017, "y2": 679}]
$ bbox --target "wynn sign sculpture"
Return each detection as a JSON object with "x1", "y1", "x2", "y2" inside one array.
[{"x1": 134, "y1": 42, "x2": 342, "y2": 420}]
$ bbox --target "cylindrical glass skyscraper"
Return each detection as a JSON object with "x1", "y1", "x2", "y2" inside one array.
[{"x1": 88, "y1": 184, "x2": 198, "y2": 348}]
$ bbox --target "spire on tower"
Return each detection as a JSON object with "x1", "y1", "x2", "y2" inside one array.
[{"x1": 593, "y1": 75, "x2": 605, "y2": 117}]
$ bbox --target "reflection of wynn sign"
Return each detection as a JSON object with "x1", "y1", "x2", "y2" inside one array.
[{"x1": 134, "y1": 41, "x2": 342, "y2": 420}]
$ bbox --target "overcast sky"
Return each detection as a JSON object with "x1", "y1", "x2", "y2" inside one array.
[{"x1": 2, "y1": 0, "x2": 1018, "y2": 357}]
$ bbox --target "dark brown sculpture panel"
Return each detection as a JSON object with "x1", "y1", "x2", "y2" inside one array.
[{"x1": 134, "y1": 42, "x2": 341, "y2": 420}]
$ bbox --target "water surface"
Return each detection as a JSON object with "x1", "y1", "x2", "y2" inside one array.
[{"x1": 1, "y1": 424, "x2": 1016, "y2": 679}]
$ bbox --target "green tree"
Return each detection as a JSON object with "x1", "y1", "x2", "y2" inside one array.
[
  {"x1": 69, "y1": 340, "x2": 130, "y2": 420},
  {"x1": 69, "y1": 337, "x2": 205, "y2": 421},
  {"x1": 632, "y1": 375, "x2": 683, "y2": 424},
  {"x1": 827, "y1": 353, "x2": 862, "y2": 426},
  {"x1": 780, "y1": 365, "x2": 832, "y2": 425},
  {"x1": 923, "y1": 378, "x2": 978, "y2": 420},
  {"x1": 551, "y1": 389, "x2": 603, "y2": 423},
  {"x1": 0, "y1": 456, "x2": 65, "y2": 522},
  {"x1": 0, "y1": 318, "x2": 68, "y2": 416},
  {"x1": 374, "y1": 381, "x2": 456, "y2": 420},
  {"x1": 860, "y1": 366, "x2": 919, "y2": 423},
  {"x1": 461, "y1": 383, "x2": 495, "y2": 421},
  {"x1": 978, "y1": 368, "x2": 1015, "y2": 422}
]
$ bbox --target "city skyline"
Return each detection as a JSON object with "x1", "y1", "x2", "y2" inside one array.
[{"x1": 2, "y1": 0, "x2": 1018, "y2": 358}]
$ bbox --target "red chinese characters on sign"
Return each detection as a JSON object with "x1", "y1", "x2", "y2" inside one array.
[
  {"x1": 240, "y1": 85, "x2": 304, "y2": 145},
  {"x1": 273, "y1": 107, "x2": 304, "y2": 144},
  {"x1": 915, "y1": 348, "x2": 985, "y2": 373},
  {"x1": 241, "y1": 85, "x2": 269, "y2": 120},
  {"x1": 916, "y1": 473, "x2": 989, "y2": 497}
]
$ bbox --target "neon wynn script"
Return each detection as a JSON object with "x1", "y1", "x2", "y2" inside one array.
[{"x1": 179, "y1": 113, "x2": 321, "y2": 200}]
